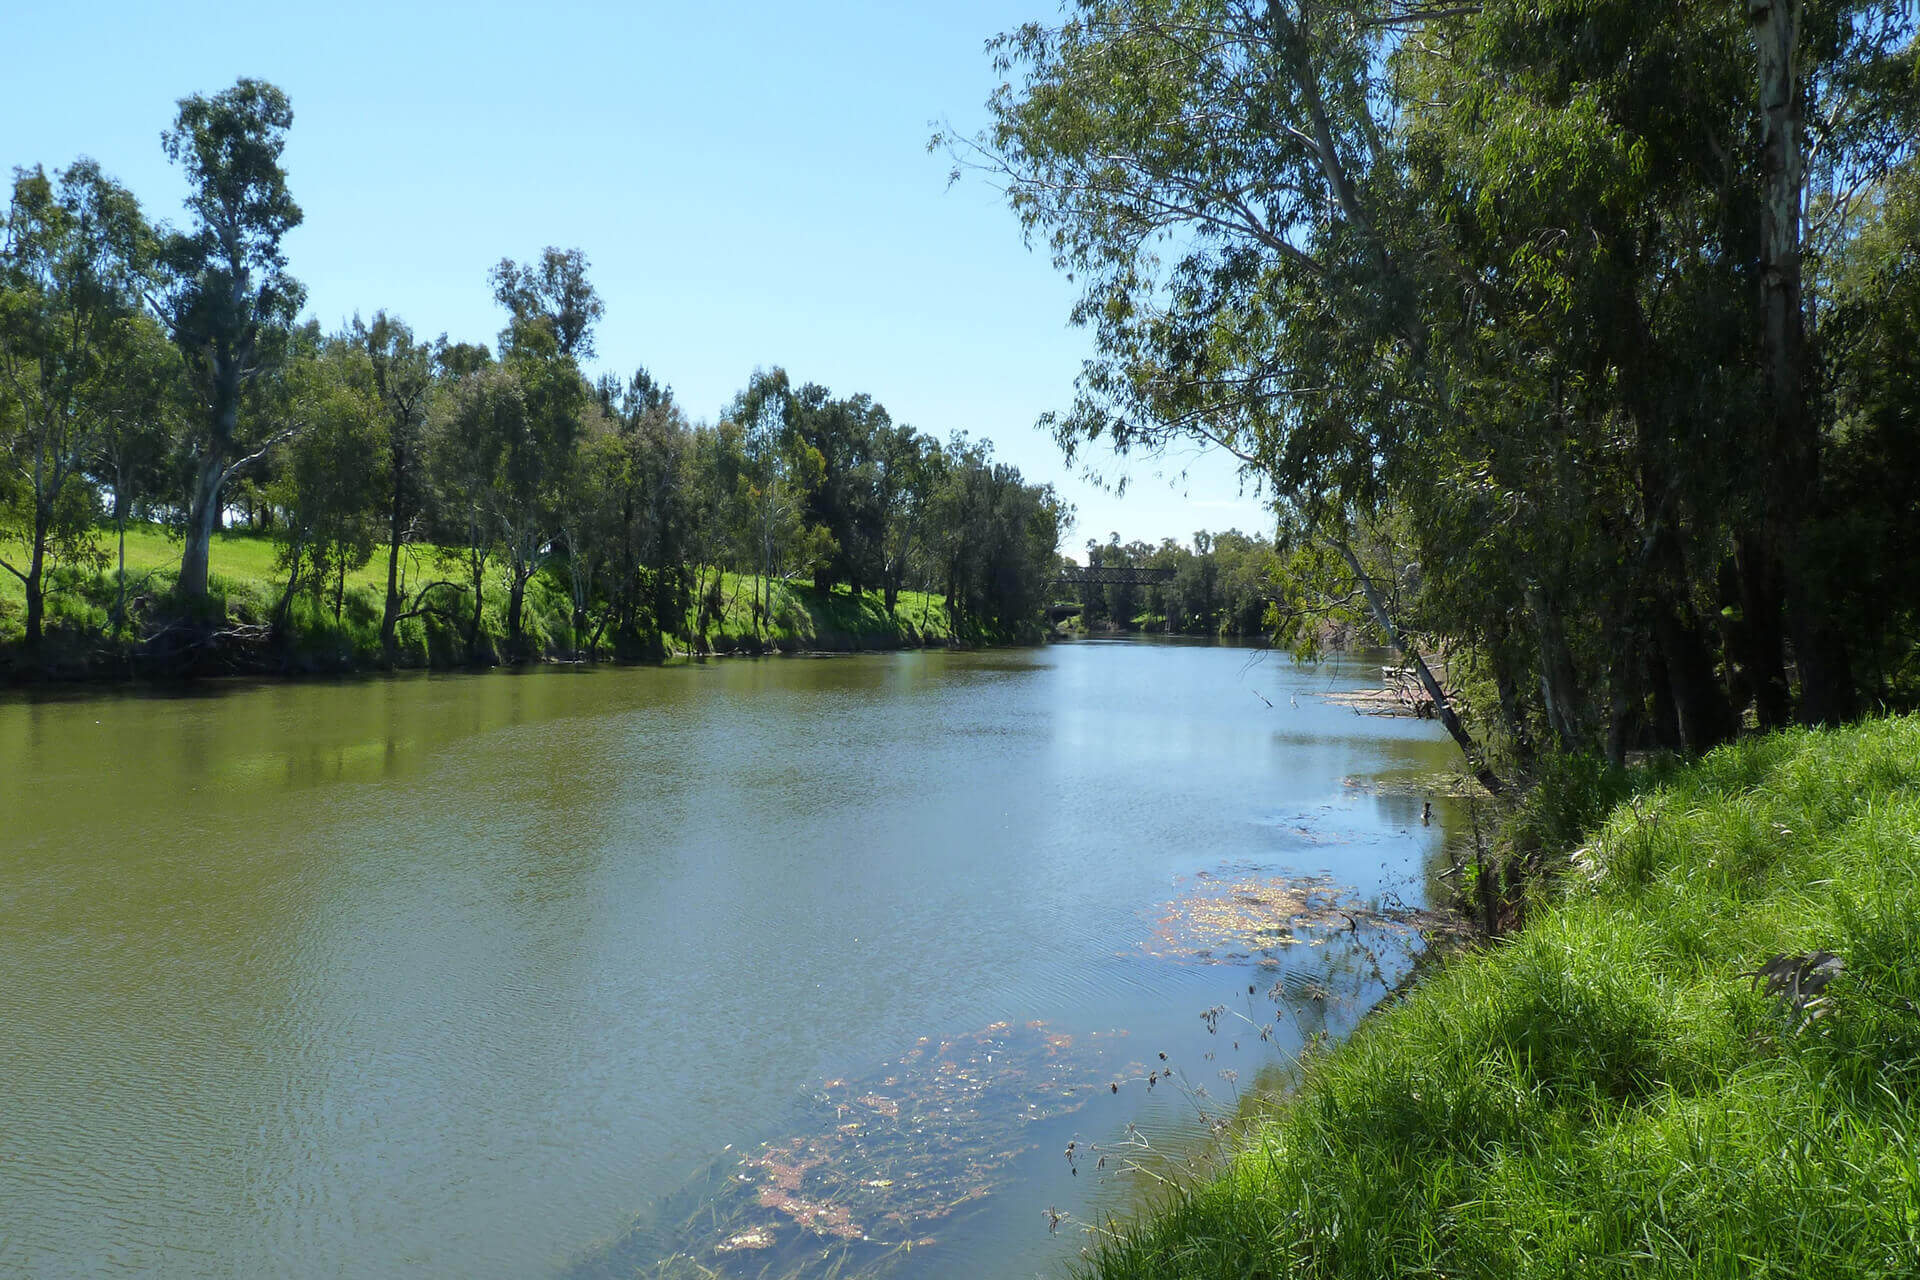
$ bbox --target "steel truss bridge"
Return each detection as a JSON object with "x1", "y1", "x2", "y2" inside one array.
[
  {"x1": 1050, "y1": 565, "x2": 1177, "y2": 618},
  {"x1": 1056, "y1": 565, "x2": 1177, "y2": 587}
]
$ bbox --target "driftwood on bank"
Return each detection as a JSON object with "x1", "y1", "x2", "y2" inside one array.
[{"x1": 1321, "y1": 657, "x2": 1459, "y2": 721}]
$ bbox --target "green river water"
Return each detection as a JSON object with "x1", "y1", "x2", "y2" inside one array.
[{"x1": 0, "y1": 640, "x2": 1465, "y2": 1278}]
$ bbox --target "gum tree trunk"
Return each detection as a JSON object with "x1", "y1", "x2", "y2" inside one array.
[
  {"x1": 21, "y1": 533, "x2": 47, "y2": 650},
  {"x1": 380, "y1": 484, "x2": 406, "y2": 657},
  {"x1": 1337, "y1": 538, "x2": 1504, "y2": 794},
  {"x1": 1749, "y1": 0, "x2": 1856, "y2": 724},
  {"x1": 178, "y1": 450, "x2": 227, "y2": 602}
]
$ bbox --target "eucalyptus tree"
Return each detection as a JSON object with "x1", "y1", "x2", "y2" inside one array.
[
  {"x1": 1210, "y1": 530, "x2": 1282, "y2": 637},
  {"x1": 974, "y1": 462, "x2": 1067, "y2": 630},
  {"x1": 490, "y1": 320, "x2": 586, "y2": 660},
  {"x1": 919, "y1": 434, "x2": 1064, "y2": 633},
  {"x1": 266, "y1": 337, "x2": 385, "y2": 640},
  {"x1": 924, "y1": 432, "x2": 987, "y2": 627},
  {"x1": 962, "y1": 0, "x2": 1502, "y2": 782},
  {"x1": 563, "y1": 368, "x2": 693, "y2": 658},
  {"x1": 729, "y1": 369, "x2": 824, "y2": 635},
  {"x1": 790, "y1": 384, "x2": 864, "y2": 595},
  {"x1": 432, "y1": 333, "x2": 574, "y2": 663},
  {"x1": 906, "y1": 436, "x2": 954, "y2": 628},
  {"x1": 151, "y1": 78, "x2": 305, "y2": 603},
  {"x1": 872, "y1": 419, "x2": 930, "y2": 613},
  {"x1": 433, "y1": 337, "x2": 492, "y2": 381},
  {"x1": 1383, "y1": 0, "x2": 1764, "y2": 754},
  {"x1": 559, "y1": 397, "x2": 620, "y2": 654},
  {"x1": 972, "y1": 0, "x2": 1915, "y2": 764},
  {"x1": 489, "y1": 247, "x2": 604, "y2": 361},
  {"x1": 790, "y1": 385, "x2": 910, "y2": 598},
  {"x1": 428, "y1": 351, "x2": 508, "y2": 659},
  {"x1": 1744, "y1": 0, "x2": 1918, "y2": 723},
  {"x1": 1818, "y1": 155, "x2": 1920, "y2": 700},
  {"x1": 91, "y1": 312, "x2": 180, "y2": 631},
  {"x1": 1391, "y1": 0, "x2": 1916, "y2": 743},
  {"x1": 1167, "y1": 532, "x2": 1227, "y2": 633},
  {"x1": 352, "y1": 312, "x2": 434, "y2": 657},
  {"x1": 682, "y1": 417, "x2": 747, "y2": 637},
  {"x1": 0, "y1": 160, "x2": 153, "y2": 648},
  {"x1": 618, "y1": 374, "x2": 695, "y2": 652}
]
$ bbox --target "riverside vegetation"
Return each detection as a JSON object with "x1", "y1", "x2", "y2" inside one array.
[
  {"x1": 947, "y1": 2, "x2": 1920, "y2": 1275},
  {"x1": 957, "y1": 0, "x2": 1920, "y2": 778},
  {"x1": 1, "y1": 523, "x2": 989, "y2": 673},
  {"x1": 1078, "y1": 716, "x2": 1920, "y2": 1280},
  {"x1": 9, "y1": 3, "x2": 1920, "y2": 1276},
  {"x1": 0, "y1": 81, "x2": 1070, "y2": 679},
  {"x1": 0, "y1": 76, "x2": 1317, "y2": 679}
]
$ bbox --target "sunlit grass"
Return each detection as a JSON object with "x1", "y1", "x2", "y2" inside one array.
[
  {"x1": 1084, "y1": 717, "x2": 1920, "y2": 1279},
  {"x1": 695, "y1": 569, "x2": 956, "y2": 653},
  {"x1": 0, "y1": 522, "x2": 966, "y2": 660}
]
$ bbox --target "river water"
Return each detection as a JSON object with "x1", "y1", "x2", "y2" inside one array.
[{"x1": 0, "y1": 640, "x2": 1464, "y2": 1279}]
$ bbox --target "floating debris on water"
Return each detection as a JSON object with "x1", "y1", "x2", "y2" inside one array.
[
  {"x1": 1320, "y1": 686, "x2": 1430, "y2": 715},
  {"x1": 1144, "y1": 870, "x2": 1467, "y2": 965},
  {"x1": 569, "y1": 1020, "x2": 1121, "y2": 1279},
  {"x1": 1342, "y1": 770, "x2": 1491, "y2": 800},
  {"x1": 571, "y1": 853, "x2": 1464, "y2": 1279},
  {"x1": 1318, "y1": 661, "x2": 1460, "y2": 719},
  {"x1": 715, "y1": 1227, "x2": 775, "y2": 1253}
]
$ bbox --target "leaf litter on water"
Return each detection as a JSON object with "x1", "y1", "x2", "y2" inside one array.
[
  {"x1": 572, "y1": 855, "x2": 1465, "y2": 1278},
  {"x1": 1144, "y1": 868, "x2": 1467, "y2": 965},
  {"x1": 569, "y1": 1020, "x2": 1122, "y2": 1279}
]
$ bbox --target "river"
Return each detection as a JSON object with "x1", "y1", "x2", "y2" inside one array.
[{"x1": 0, "y1": 639, "x2": 1466, "y2": 1279}]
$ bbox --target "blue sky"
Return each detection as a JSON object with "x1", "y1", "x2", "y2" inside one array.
[{"x1": 2, "y1": 1, "x2": 1275, "y2": 552}]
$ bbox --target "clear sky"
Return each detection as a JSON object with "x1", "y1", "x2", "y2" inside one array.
[{"x1": 2, "y1": 1, "x2": 1276, "y2": 553}]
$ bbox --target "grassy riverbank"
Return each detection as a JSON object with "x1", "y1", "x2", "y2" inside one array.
[
  {"x1": 0, "y1": 526, "x2": 989, "y2": 680},
  {"x1": 1089, "y1": 717, "x2": 1920, "y2": 1279}
]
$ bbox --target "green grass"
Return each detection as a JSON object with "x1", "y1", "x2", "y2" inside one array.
[
  {"x1": 113, "y1": 523, "x2": 393, "y2": 587},
  {"x1": 690, "y1": 568, "x2": 966, "y2": 654},
  {"x1": 1088, "y1": 717, "x2": 1920, "y2": 1280},
  {"x1": 0, "y1": 524, "x2": 972, "y2": 671}
]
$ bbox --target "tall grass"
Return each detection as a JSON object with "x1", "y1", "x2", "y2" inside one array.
[{"x1": 1087, "y1": 718, "x2": 1920, "y2": 1279}]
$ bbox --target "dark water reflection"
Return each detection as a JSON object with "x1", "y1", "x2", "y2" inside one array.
[{"x1": 0, "y1": 641, "x2": 1466, "y2": 1278}]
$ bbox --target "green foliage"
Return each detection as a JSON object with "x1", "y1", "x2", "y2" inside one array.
[
  {"x1": 1085, "y1": 717, "x2": 1920, "y2": 1280},
  {"x1": 0, "y1": 522, "x2": 975, "y2": 668},
  {"x1": 351, "y1": 310, "x2": 433, "y2": 649},
  {"x1": 0, "y1": 79, "x2": 1090, "y2": 676},
  {"x1": 0, "y1": 158, "x2": 152, "y2": 644},
  {"x1": 918, "y1": 431, "x2": 1064, "y2": 633},
  {"x1": 155, "y1": 77, "x2": 306, "y2": 601},
  {"x1": 490, "y1": 246, "x2": 603, "y2": 361},
  {"x1": 1819, "y1": 159, "x2": 1920, "y2": 703},
  {"x1": 1062, "y1": 530, "x2": 1281, "y2": 637},
  {"x1": 969, "y1": 0, "x2": 1920, "y2": 764},
  {"x1": 266, "y1": 336, "x2": 387, "y2": 631},
  {"x1": 1499, "y1": 751, "x2": 1641, "y2": 872}
]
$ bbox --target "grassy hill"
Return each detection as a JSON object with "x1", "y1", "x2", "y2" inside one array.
[{"x1": 0, "y1": 525, "x2": 977, "y2": 677}]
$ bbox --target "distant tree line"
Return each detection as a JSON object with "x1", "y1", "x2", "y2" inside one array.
[
  {"x1": 0, "y1": 79, "x2": 1065, "y2": 667},
  {"x1": 971, "y1": 0, "x2": 1920, "y2": 776},
  {"x1": 1070, "y1": 530, "x2": 1282, "y2": 636}
]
